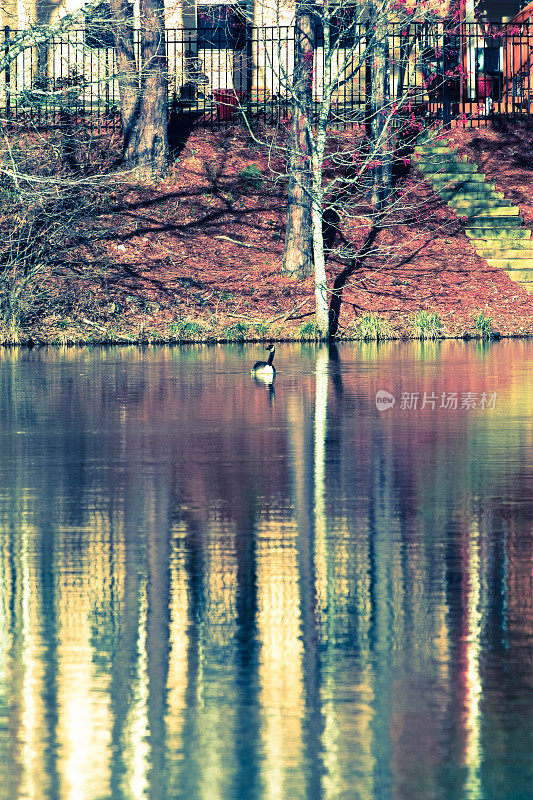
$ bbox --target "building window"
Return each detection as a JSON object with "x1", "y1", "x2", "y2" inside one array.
[
  {"x1": 314, "y1": 6, "x2": 361, "y2": 48},
  {"x1": 85, "y1": 2, "x2": 131, "y2": 49},
  {"x1": 476, "y1": 46, "x2": 500, "y2": 73},
  {"x1": 197, "y1": 5, "x2": 247, "y2": 50}
]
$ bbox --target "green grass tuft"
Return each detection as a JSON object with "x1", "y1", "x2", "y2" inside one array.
[
  {"x1": 252, "y1": 320, "x2": 270, "y2": 338},
  {"x1": 298, "y1": 320, "x2": 320, "y2": 339},
  {"x1": 353, "y1": 312, "x2": 393, "y2": 341},
  {"x1": 224, "y1": 322, "x2": 250, "y2": 341},
  {"x1": 473, "y1": 311, "x2": 494, "y2": 339},
  {"x1": 167, "y1": 320, "x2": 205, "y2": 341},
  {"x1": 239, "y1": 164, "x2": 264, "y2": 189},
  {"x1": 409, "y1": 310, "x2": 443, "y2": 339}
]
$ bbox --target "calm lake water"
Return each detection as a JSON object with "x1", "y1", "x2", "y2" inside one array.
[{"x1": 0, "y1": 341, "x2": 532, "y2": 800}]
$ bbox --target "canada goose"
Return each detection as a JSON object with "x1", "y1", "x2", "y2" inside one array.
[{"x1": 251, "y1": 344, "x2": 276, "y2": 380}]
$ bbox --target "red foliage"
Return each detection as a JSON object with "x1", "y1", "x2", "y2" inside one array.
[{"x1": 54, "y1": 124, "x2": 533, "y2": 338}]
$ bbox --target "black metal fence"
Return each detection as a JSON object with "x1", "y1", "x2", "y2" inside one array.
[{"x1": 1, "y1": 21, "x2": 532, "y2": 132}]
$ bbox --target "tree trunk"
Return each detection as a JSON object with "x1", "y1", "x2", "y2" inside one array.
[
  {"x1": 369, "y1": 7, "x2": 393, "y2": 211},
  {"x1": 129, "y1": 0, "x2": 168, "y2": 173},
  {"x1": 311, "y1": 116, "x2": 329, "y2": 337},
  {"x1": 112, "y1": 0, "x2": 169, "y2": 174},
  {"x1": 109, "y1": 0, "x2": 140, "y2": 157},
  {"x1": 282, "y1": 10, "x2": 314, "y2": 278},
  {"x1": 312, "y1": 195, "x2": 329, "y2": 337}
]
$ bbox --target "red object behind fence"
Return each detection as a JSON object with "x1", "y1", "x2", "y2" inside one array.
[
  {"x1": 213, "y1": 89, "x2": 246, "y2": 120},
  {"x1": 476, "y1": 75, "x2": 493, "y2": 100}
]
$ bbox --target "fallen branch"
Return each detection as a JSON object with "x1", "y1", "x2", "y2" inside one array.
[
  {"x1": 214, "y1": 236, "x2": 254, "y2": 248},
  {"x1": 224, "y1": 311, "x2": 267, "y2": 322},
  {"x1": 285, "y1": 310, "x2": 314, "y2": 321},
  {"x1": 80, "y1": 317, "x2": 107, "y2": 332},
  {"x1": 267, "y1": 298, "x2": 311, "y2": 324}
]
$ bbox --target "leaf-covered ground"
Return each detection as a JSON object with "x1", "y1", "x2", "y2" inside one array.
[{"x1": 6, "y1": 118, "x2": 533, "y2": 343}]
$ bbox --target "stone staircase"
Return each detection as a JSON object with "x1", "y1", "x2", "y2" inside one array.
[{"x1": 413, "y1": 140, "x2": 533, "y2": 295}]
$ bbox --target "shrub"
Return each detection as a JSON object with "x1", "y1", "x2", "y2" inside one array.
[
  {"x1": 252, "y1": 320, "x2": 270, "y2": 338},
  {"x1": 0, "y1": 127, "x2": 116, "y2": 333},
  {"x1": 168, "y1": 320, "x2": 204, "y2": 340}
]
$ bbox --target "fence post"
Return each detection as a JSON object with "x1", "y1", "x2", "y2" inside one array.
[
  {"x1": 4, "y1": 26, "x2": 10, "y2": 120},
  {"x1": 364, "y1": 21, "x2": 372, "y2": 139},
  {"x1": 105, "y1": 46, "x2": 110, "y2": 119},
  {"x1": 246, "y1": 22, "x2": 253, "y2": 116},
  {"x1": 442, "y1": 27, "x2": 451, "y2": 128}
]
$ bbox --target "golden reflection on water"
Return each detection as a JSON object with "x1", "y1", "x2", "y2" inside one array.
[
  {"x1": 463, "y1": 519, "x2": 482, "y2": 800},
  {"x1": 121, "y1": 578, "x2": 149, "y2": 800},
  {"x1": 0, "y1": 341, "x2": 531, "y2": 800},
  {"x1": 20, "y1": 524, "x2": 47, "y2": 800},
  {"x1": 257, "y1": 518, "x2": 305, "y2": 800}
]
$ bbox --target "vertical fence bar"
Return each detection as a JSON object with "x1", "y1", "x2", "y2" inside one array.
[
  {"x1": 22, "y1": 31, "x2": 27, "y2": 125},
  {"x1": 525, "y1": 23, "x2": 533, "y2": 117},
  {"x1": 105, "y1": 46, "x2": 110, "y2": 130},
  {"x1": 364, "y1": 21, "x2": 371, "y2": 140},
  {"x1": 4, "y1": 27, "x2": 11, "y2": 121},
  {"x1": 245, "y1": 23, "x2": 252, "y2": 120}
]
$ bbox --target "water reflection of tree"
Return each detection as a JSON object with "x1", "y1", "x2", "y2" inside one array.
[
  {"x1": 0, "y1": 344, "x2": 532, "y2": 800},
  {"x1": 286, "y1": 345, "x2": 328, "y2": 800}
]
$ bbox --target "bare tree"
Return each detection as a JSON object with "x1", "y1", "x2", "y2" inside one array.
[
  {"x1": 0, "y1": 0, "x2": 169, "y2": 168},
  {"x1": 233, "y1": 0, "x2": 458, "y2": 336}
]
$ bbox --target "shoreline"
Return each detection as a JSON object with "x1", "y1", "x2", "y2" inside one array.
[{"x1": 2, "y1": 319, "x2": 531, "y2": 347}]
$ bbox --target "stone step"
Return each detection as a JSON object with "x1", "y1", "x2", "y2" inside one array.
[
  {"x1": 415, "y1": 138, "x2": 533, "y2": 281},
  {"x1": 447, "y1": 198, "x2": 514, "y2": 210},
  {"x1": 466, "y1": 227, "x2": 531, "y2": 239},
  {"x1": 414, "y1": 144, "x2": 458, "y2": 155},
  {"x1": 464, "y1": 215, "x2": 524, "y2": 227},
  {"x1": 498, "y1": 266, "x2": 533, "y2": 276},
  {"x1": 505, "y1": 274, "x2": 533, "y2": 290},
  {"x1": 441, "y1": 189, "x2": 505, "y2": 199},
  {"x1": 459, "y1": 206, "x2": 520, "y2": 217},
  {"x1": 415, "y1": 160, "x2": 479, "y2": 174},
  {"x1": 433, "y1": 180, "x2": 497, "y2": 192},
  {"x1": 476, "y1": 246, "x2": 533, "y2": 258},
  {"x1": 473, "y1": 237, "x2": 533, "y2": 250},
  {"x1": 415, "y1": 139, "x2": 457, "y2": 147},
  {"x1": 487, "y1": 259, "x2": 533, "y2": 271},
  {"x1": 428, "y1": 173, "x2": 488, "y2": 184},
  {"x1": 439, "y1": 188, "x2": 503, "y2": 201},
  {"x1": 474, "y1": 237, "x2": 533, "y2": 248},
  {"x1": 414, "y1": 149, "x2": 472, "y2": 160}
]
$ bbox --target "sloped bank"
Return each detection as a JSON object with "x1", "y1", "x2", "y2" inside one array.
[{"x1": 1, "y1": 123, "x2": 532, "y2": 345}]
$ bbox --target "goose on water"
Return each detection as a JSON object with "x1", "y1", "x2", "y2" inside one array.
[{"x1": 251, "y1": 344, "x2": 276, "y2": 380}]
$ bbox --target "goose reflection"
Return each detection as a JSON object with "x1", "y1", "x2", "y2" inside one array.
[{"x1": 253, "y1": 375, "x2": 276, "y2": 404}]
